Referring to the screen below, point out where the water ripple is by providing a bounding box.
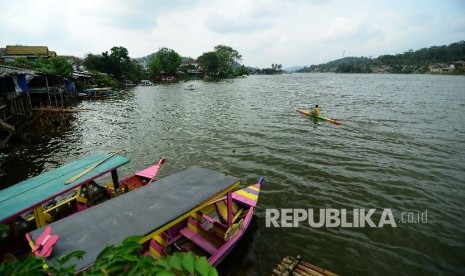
[1,74,465,275]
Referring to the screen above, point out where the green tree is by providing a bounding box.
[149,47,182,77]
[83,46,143,83]
[0,235,218,276]
[13,57,74,79]
[234,65,249,76]
[125,60,145,82]
[43,58,74,79]
[198,51,220,76]
[109,46,130,63]
[213,45,242,77]
[197,45,243,78]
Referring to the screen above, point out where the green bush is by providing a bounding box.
[0,235,217,276]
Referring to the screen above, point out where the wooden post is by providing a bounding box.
[27,93,32,110]
[46,76,51,106]
[60,87,64,107]
[20,96,24,114]
[33,207,47,228]
[111,170,120,190]
[0,118,15,132]
[227,191,233,227]
[11,98,17,115]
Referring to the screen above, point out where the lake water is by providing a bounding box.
[1,73,464,275]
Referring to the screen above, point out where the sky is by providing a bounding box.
[1,0,464,68]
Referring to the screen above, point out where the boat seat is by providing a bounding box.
[179,227,219,255]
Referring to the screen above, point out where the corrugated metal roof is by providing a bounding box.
[0,65,37,77]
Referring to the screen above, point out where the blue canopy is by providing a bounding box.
[17,74,29,92]
[64,80,76,92]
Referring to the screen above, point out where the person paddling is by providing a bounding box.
[311,105,320,116]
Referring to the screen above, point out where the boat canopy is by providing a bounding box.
[28,167,240,271]
[0,153,130,223]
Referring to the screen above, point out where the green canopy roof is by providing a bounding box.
[0,153,130,223]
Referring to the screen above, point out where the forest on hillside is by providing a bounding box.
[297,41,465,74]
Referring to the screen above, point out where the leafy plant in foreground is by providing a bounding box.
[0,235,217,276]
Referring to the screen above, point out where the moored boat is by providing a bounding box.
[149,176,264,266]
[78,87,115,98]
[296,109,341,125]
[139,80,153,86]
[184,84,195,90]
[0,152,166,259]
[26,167,263,271]
[123,80,136,87]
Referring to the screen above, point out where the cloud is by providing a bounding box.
[204,14,273,35]
[0,0,464,67]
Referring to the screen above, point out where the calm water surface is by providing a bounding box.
[1,74,464,275]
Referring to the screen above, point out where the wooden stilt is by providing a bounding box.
[0,118,15,132]
[46,77,51,106]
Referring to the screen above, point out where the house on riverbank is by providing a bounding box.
[0,45,56,62]
[0,64,78,148]
[0,65,35,124]
[428,61,465,74]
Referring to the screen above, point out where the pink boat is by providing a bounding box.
[27,167,264,270]
[0,153,166,260]
[147,176,264,266]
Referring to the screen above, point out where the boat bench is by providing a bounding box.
[179,227,219,255]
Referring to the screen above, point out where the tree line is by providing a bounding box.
[11,44,250,88]
[252,63,284,75]
[84,44,249,84]
[298,40,465,74]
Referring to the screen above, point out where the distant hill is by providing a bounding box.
[284,66,304,72]
[133,54,154,65]
[134,54,196,65]
[297,41,465,74]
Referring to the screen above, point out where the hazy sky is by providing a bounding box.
[1,0,464,68]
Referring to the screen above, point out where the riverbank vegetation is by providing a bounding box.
[10,57,74,79]
[252,63,284,75]
[83,46,145,86]
[78,44,249,85]
[297,40,465,74]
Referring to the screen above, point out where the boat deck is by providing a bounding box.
[28,167,240,271]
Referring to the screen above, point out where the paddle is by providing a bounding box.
[29,226,59,257]
[65,151,120,184]
[25,232,35,250]
[32,226,51,252]
[224,218,244,241]
[40,235,59,257]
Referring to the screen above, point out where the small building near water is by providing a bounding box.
[0,65,36,128]
[0,65,76,145]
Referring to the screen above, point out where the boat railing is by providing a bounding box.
[21,180,110,224]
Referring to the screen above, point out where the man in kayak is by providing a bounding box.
[311,105,320,116]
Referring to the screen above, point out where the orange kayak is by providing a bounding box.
[296,109,341,125]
